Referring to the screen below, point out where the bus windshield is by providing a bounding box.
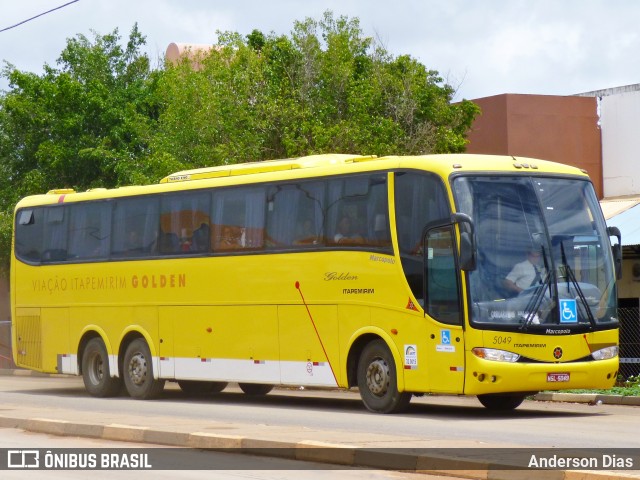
[453,176,618,331]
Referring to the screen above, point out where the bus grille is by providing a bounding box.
[15,315,42,370]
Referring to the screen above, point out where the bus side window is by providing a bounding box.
[111,197,160,258]
[395,172,450,304]
[41,206,69,262]
[15,208,44,262]
[212,186,265,252]
[426,226,461,325]
[326,174,390,249]
[367,176,391,247]
[160,192,211,254]
[68,202,111,260]
[266,182,325,248]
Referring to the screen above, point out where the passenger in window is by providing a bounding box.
[334,216,364,245]
[294,218,318,245]
[219,226,241,249]
[191,223,210,252]
[179,228,192,252]
[126,229,144,253]
[158,231,179,253]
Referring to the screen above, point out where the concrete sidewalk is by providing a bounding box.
[5,408,640,479]
[1,369,639,479]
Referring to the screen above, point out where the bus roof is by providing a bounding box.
[158,153,587,183]
[158,154,379,183]
[17,153,589,208]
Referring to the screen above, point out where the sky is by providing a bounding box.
[1,0,639,100]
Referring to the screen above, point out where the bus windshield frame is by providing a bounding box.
[452,174,619,333]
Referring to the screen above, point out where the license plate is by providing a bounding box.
[547,372,570,382]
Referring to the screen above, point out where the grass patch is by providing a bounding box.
[551,375,640,396]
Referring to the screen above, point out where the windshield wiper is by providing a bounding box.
[520,271,552,331]
[557,240,596,329]
[520,246,552,332]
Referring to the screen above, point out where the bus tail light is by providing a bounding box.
[472,347,520,363]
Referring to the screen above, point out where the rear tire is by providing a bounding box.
[82,337,121,397]
[357,339,411,413]
[238,383,274,395]
[123,338,165,399]
[477,393,526,411]
[178,380,228,395]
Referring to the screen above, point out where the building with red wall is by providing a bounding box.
[465,94,603,198]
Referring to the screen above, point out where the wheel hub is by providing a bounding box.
[366,358,390,396]
[89,353,104,383]
[128,352,147,386]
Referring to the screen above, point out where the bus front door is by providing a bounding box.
[423,224,465,394]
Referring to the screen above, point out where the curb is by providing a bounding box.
[1,415,637,479]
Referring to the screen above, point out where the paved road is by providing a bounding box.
[1,373,639,478]
[2,373,638,448]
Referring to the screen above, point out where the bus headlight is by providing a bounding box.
[472,347,520,363]
[591,346,618,361]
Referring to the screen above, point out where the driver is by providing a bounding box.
[503,248,543,294]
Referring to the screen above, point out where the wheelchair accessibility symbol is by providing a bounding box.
[559,299,577,323]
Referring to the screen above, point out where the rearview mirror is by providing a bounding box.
[451,212,476,271]
[607,226,622,280]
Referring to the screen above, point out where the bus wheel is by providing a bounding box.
[238,383,274,395]
[178,381,228,395]
[477,394,526,411]
[357,340,411,414]
[123,338,165,399]
[82,338,121,397]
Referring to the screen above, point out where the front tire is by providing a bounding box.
[123,338,165,399]
[238,383,274,395]
[82,337,121,397]
[357,339,411,413]
[477,393,527,411]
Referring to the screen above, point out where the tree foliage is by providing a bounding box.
[0,12,479,274]
[0,24,162,209]
[155,12,479,168]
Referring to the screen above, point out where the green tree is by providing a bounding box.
[154,11,479,168]
[152,32,267,167]
[0,24,169,273]
[0,24,166,204]
[0,12,479,274]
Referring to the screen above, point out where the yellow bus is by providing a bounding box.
[11,153,621,413]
